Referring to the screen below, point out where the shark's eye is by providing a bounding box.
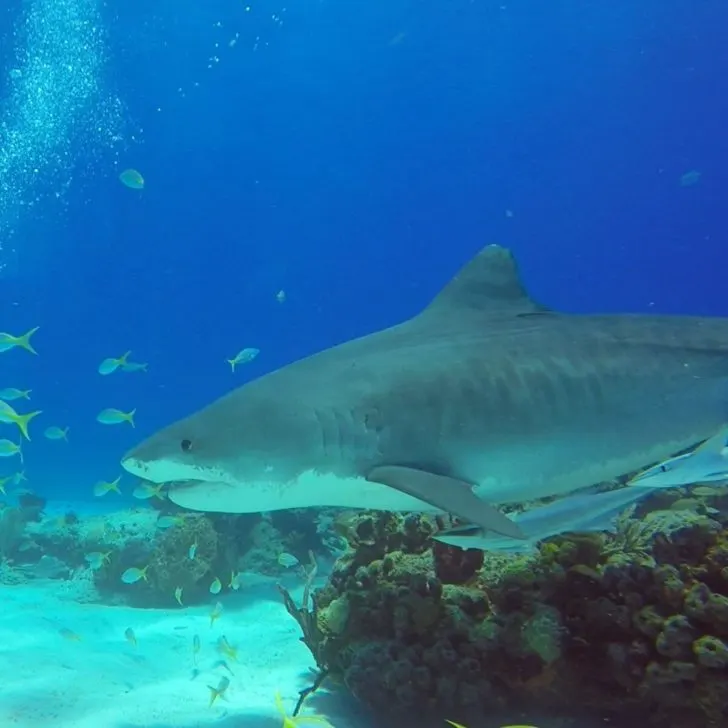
[181,439,193,453]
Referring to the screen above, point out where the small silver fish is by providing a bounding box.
[121,361,148,373]
[0,388,31,401]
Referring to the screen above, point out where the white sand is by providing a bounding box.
[0,576,373,728]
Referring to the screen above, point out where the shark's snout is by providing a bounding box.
[120,446,191,484]
[120,454,148,478]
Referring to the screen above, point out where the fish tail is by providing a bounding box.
[16,326,39,354]
[13,410,42,440]
[22,390,31,400]
[226,358,236,373]
[207,686,219,707]
[127,408,137,428]
[119,350,132,365]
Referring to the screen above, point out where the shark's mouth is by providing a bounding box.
[165,478,238,513]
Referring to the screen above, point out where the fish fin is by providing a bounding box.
[17,326,39,355]
[419,245,549,319]
[366,465,525,540]
[12,409,42,440]
[695,425,728,454]
[436,524,484,539]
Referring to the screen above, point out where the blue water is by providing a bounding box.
[0,0,726,507]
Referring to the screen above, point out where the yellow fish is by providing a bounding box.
[210,601,223,628]
[85,551,112,570]
[225,347,259,372]
[0,326,39,355]
[217,635,238,662]
[124,627,137,647]
[0,439,22,459]
[93,476,122,497]
[228,571,242,590]
[58,627,81,641]
[157,515,184,529]
[119,168,145,190]
[207,676,230,707]
[121,565,149,584]
[174,586,184,606]
[133,481,166,500]
[0,388,31,400]
[121,360,148,373]
[98,351,131,375]
[0,400,42,440]
[209,577,222,595]
[97,407,136,427]
[44,426,69,441]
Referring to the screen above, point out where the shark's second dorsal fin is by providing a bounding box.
[422,244,547,317]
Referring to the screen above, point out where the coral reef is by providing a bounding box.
[1,490,337,607]
[282,507,728,727]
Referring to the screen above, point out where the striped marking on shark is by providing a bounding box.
[120,245,728,542]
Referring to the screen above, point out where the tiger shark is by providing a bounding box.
[120,244,728,541]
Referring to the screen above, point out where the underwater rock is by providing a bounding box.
[432,540,484,584]
[0,505,28,560]
[17,491,45,520]
[290,511,728,726]
[319,594,350,635]
[692,635,728,669]
[655,615,696,660]
[684,582,728,634]
[237,516,289,575]
[143,514,219,604]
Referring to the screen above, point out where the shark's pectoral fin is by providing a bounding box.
[366,465,526,540]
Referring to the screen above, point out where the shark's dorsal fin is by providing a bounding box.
[422,244,548,317]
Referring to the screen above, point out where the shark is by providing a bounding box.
[120,244,728,541]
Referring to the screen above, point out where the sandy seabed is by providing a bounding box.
[0,576,373,728]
